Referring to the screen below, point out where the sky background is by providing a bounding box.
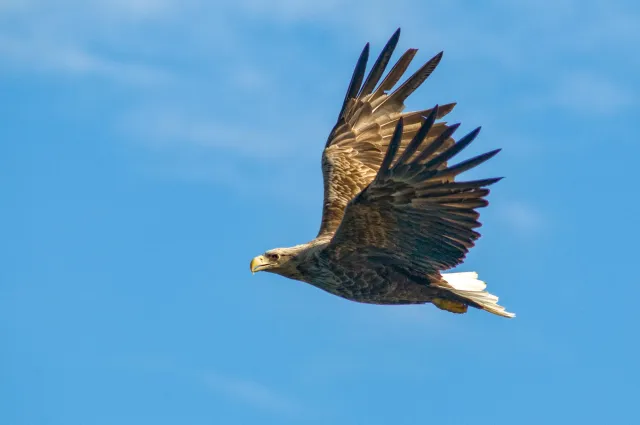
[2,1,640,424]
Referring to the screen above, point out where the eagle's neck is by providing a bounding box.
[279,238,330,281]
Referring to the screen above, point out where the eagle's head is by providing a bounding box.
[250,247,303,279]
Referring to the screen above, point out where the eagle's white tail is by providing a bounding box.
[441,272,515,318]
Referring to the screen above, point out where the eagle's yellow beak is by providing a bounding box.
[250,255,266,274]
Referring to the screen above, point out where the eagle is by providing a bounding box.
[250,28,514,318]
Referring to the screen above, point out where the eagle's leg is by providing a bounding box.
[432,298,468,314]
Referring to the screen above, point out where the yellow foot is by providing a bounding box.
[433,298,468,314]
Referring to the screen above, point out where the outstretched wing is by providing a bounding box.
[325,116,501,275]
[318,28,457,238]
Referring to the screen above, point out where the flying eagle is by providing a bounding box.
[250,29,514,318]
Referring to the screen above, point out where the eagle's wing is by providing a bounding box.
[325,116,501,276]
[317,28,457,238]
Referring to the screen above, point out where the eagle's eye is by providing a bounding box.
[266,253,280,261]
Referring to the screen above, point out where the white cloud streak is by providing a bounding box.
[0,36,172,85]
[498,201,545,237]
[547,72,634,115]
[122,107,297,159]
[204,371,302,416]
[109,356,305,418]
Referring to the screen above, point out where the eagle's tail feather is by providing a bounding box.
[440,272,515,318]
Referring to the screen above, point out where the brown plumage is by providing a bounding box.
[250,28,514,318]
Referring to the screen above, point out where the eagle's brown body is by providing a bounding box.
[250,29,514,318]
[277,240,438,305]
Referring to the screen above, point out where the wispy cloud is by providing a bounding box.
[204,371,302,416]
[544,72,634,115]
[498,201,545,237]
[109,355,305,418]
[121,107,297,159]
[0,36,172,86]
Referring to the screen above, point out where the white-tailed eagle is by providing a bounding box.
[250,29,514,318]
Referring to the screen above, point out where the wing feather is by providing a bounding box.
[318,29,455,238]
[325,118,501,273]
[336,43,369,121]
[374,52,443,113]
[371,49,418,102]
[358,28,401,98]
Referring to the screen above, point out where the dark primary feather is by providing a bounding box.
[411,123,460,164]
[337,43,370,120]
[433,149,501,181]
[394,105,439,165]
[358,28,400,98]
[375,51,443,112]
[371,49,418,99]
[376,117,404,180]
[422,127,482,169]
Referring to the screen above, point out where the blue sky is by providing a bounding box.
[2,0,640,424]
